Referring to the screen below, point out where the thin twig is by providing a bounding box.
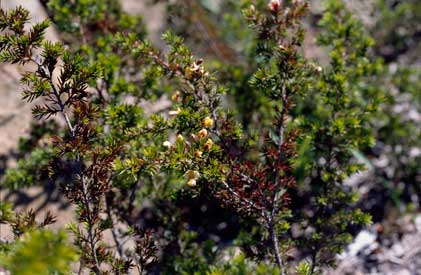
[80,175,101,275]
[105,194,124,258]
[220,180,267,220]
[269,76,288,273]
[31,53,101,275]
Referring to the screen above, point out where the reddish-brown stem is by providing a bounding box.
[32,54,101,275]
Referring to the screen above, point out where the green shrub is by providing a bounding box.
[0,0,418,274]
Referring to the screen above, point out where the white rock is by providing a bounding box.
[340,230,377,258]
[415,215,421,233]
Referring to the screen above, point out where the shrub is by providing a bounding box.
[0,0,418,274]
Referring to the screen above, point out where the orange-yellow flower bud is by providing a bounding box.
[198,129,208,139]
[268,0,282,12]
[204,138,213,150]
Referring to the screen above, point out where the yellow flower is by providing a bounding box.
[187,179,197,187]
[168,107,181,116]
[171,90,181,102]
[186,170,200,179]
[195,150,203,158]
[204,138,213,150]
[177,134,184,142]
[203,116,214,128]
[198,129,208,139]
[185,62,204,80]
[185,66,193,80]
[186,170,200,187]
